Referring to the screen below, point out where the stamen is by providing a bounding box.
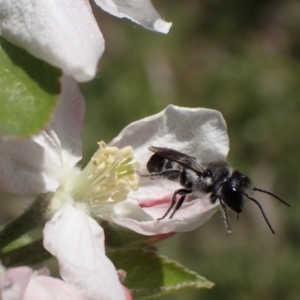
[69,141,140,204]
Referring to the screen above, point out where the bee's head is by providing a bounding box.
[218,170,251,213]
[230,170,251,192]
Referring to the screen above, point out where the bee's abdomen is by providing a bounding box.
[147,154,167,172]
[147,154,181,181]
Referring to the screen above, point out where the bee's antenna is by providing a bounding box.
[243,193,275,234]
[252,187,290,207]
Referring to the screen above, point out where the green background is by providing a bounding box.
[81,1,300,299]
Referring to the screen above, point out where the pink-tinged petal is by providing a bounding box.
[0,76,83,194]
[105,196,219,235]
[0,267,32,300]
[43,203,125,300]
[0,0,104,82]
[94,0,172,33]
[110,105,229,201]
[0,266,84,300]
[122,285,133,300]
[23,276,84,300]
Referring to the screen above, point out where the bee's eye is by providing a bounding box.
[204,170,212,177]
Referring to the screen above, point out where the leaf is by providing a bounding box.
[1,239,51,268]
[0,37,61,138]
[107,248,214,299]
[100,220,175,249]
[1,235,31,253]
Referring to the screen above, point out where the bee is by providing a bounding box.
[145,146,290,234]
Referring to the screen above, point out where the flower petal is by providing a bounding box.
[122,285,133,300]
[106,106,227,235]
[43,203,125,300]
[49,75,85,168]
[94,0,172,33]
[0,266,84,300]
[110,105,229,201]
[24,275,85,300]
[106,196,219,235]
[0,75,84,194]
[0,266,32,300]
[0,0,104,82]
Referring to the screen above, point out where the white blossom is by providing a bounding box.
[104,105,229,234]
[0,76,229,298]
[0,265,85,300]
[0,0,172,82]
[0,76,128,300]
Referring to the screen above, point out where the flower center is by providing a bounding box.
[69,141,140,204]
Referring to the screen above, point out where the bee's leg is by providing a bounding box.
[157,191,178,221]
[219,197,232,234]
[157,189,191,221]
[169,194,187,218]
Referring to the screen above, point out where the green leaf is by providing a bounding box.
[107,248,214,299]
[0,37,61,138]
[100,220,175,249]
[1,235,31,254]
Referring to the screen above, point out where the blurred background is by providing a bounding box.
[81,1,300,299]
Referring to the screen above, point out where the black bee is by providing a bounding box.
[146,146,290,234]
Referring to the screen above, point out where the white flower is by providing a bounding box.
[0,264,133,299]
[0,76,229,297]
[0,75,130,300]
[102,105,230,235]
[0,0,172,82]
[43,203,133,300]
[0,265,85,300]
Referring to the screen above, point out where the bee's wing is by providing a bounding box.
[149,146,204,173]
